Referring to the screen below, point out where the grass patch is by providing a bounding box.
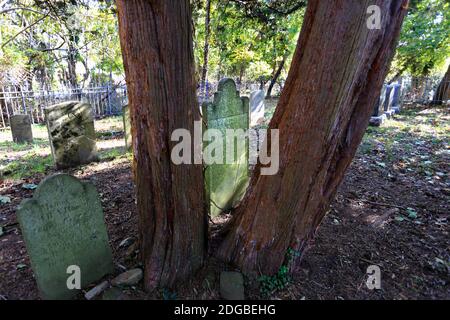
[1,153,53,180]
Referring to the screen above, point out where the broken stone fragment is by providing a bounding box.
[111,268,143,286]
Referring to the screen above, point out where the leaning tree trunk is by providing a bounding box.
[116,0,206,291]
[432,64,450,105]
[218,0,408,275]
[266,56,286,98]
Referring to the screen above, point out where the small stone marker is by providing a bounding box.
[249,90,265,126]
[17,174,113,300]
[10,114,33,143]
[220,271,245,300]
[122,104,132,150]
[44,101,98,169]
[202,78,250,217]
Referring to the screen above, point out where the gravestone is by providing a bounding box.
[369,85,387,126]
[122,105,132,150]
[383,84,395,118]
[10,114,33,143]
[202,78,250,217]
[249,90,265,126]
[44,101,98,169]
[17,174,113,300]
[390,84,402,113]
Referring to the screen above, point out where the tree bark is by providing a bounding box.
[218,0,408,276]
[200,0,211,98]
[432,64,450,105]
[266,56,286,98]
[116,0,207,291]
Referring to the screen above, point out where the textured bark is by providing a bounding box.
[218,0,409,275]
[432,64,450,105]
[116,0,206,291]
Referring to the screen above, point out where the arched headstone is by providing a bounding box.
[17,174,113,300]
[202,78,250,217]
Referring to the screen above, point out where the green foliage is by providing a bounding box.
[1,153,52,180]
[392,0,450,76]
[193,0,304,83]
[0,0,123,87]
[258,247,300,296]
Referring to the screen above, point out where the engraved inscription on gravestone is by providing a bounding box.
[17,174,113,300]
[202,78,250,217]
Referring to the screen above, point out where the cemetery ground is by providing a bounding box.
[0,101,449,300]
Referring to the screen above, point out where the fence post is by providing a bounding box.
[20,86,26,114]
[107,83,112,115]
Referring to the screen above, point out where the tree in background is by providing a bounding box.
[0,0,123,89]
[391,0,449,79]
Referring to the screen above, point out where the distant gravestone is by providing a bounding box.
[202,78,250,217]
[249,90,265,126]
[122,105,132,150]
[370,85,388,126]
[390,84,402,113]
[44,101,98,169]
[10,114,33,143]
[383,84,396,118]
[17,174,113,300]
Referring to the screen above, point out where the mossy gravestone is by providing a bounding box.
[202,78,250,217]
[122,104,132,150]
[10,114,33,143]
[17,174,113,300]
[44,101,98,169]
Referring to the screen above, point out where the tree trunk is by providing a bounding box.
[67,42,78,88]
[116,0,207,291]
[218,0,408,276]
[432,64,450,105]
[266,56,286,98]
[200,0,211,98]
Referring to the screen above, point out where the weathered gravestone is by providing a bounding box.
[17,174,113,300]
[369,85,387,126]
[390,84,402,113]
[44,101,98,169]
[383,84,395,118]
[122,104,132,150]
[202,78,250,217]
[10,114,33,143]
[249,90,265,127]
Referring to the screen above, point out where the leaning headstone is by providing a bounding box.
[10,114,33,143]
[122,105,132,150]
[44,101,98,169]
[17,174,113,300]
[202,78,250,217]
[249,90,265,126]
